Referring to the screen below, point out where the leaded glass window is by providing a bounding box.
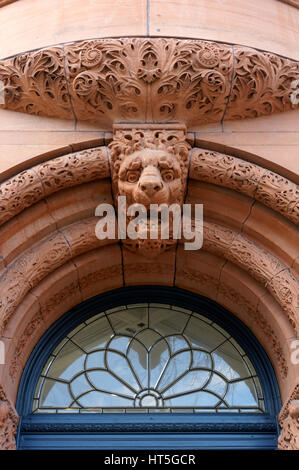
[33,304,264,413]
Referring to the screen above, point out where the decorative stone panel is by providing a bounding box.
[0,38,298,127]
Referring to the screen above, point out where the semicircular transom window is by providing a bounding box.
[34,304,265,414]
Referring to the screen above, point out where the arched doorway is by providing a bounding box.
[16,287,281,450]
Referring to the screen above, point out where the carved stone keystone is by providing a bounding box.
[109,124,191,257]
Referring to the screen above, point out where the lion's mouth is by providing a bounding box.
[126,208,180,239]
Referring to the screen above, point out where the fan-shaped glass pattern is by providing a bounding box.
[33,304,264,413]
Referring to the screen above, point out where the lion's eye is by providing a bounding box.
[126,171,140,183]
[161,169,174,182]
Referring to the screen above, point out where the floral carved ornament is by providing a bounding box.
[0,139,298,449]
[0,38,298,451]
[278,382,299,450]
[0,38,298,127]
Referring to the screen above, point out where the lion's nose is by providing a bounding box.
[139,180,163,197]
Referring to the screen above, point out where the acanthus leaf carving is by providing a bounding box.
[0,47,73,119]
[226,47,299,120]
[65,38,233,127]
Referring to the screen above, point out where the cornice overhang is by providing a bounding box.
[0,38,298,128]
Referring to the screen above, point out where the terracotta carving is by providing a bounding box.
[0,146,297,231]
[0,47,73,119]
[218,282,288,378]
[0,0,18,8]
[201,223,299,334]
[109,125,190,256]
[226,46,299,120]
[190,148,299,225]
[0,216,297,339]
[9,311,43,380]
[0,38,298,127]
[0,386,18,450]
[0,147,109,227]
[278,382,299,450]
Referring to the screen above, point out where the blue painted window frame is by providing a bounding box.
[16,286,281,449]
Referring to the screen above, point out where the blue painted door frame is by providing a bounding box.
[16,286,281,449]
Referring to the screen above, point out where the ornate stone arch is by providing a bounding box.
[0,140,298,449]
[0,37,298,450]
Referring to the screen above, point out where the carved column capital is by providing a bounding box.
[278,383,299,450]
[0,385,18,450]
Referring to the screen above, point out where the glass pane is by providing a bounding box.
[86,370,136,396]
[127,338,148,389]
[163,370,211,397]
[212,341,250,380]
[149,339,170,388]
[47,341,85,381]
[77,391,134,408]
[149,307,189,335]
[184,317,226,351]
[71,316,112,352]
[34,304,264,413]
[106,350,140,390]
[40,379,72,408]
[158,350,192,392]
[109,306,148,335]
[165,391,219,408]
[225,380,259,407]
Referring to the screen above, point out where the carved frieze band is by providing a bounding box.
[0,146,297,230]
[20,421,277,433]
[0,38,298,127]
[0,147,109,227]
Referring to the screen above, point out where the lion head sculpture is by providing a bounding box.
[108,127,191,257]
[109,128,190,205]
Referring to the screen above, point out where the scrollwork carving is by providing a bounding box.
[65,38,233,127]
[226,46,299,120]
[0,147,109,227]
[0,385,18,450]
[0,47,73,119]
